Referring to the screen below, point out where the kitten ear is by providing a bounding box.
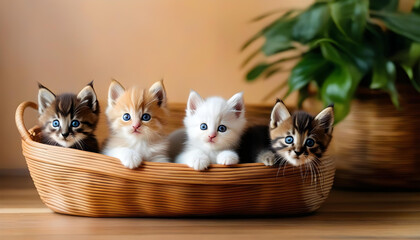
[38,83,56,114]
[108,79,125,107]
[149,80,167,107]
[270,99,291,128]
[315,104,334,134]
[227,92,245,118]
[77,81,98,112]
[186,90,204,116]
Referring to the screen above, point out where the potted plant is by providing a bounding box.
[242,0,420,189]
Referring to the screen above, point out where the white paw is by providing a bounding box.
[186,151,210,171]
[106,148,143,169]
[258,150,276,166]
[216,150,239,165]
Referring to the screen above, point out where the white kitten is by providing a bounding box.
[102,80,169,169]
[175,90,246,171]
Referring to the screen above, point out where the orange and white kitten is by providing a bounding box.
[102,80,169,169]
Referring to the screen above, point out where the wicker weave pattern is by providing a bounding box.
[16,101,335,217]
[333,87,420,189]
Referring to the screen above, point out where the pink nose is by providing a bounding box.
[208,134,216,140]
[132,124,141,130]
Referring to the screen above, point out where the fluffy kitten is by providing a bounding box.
[238,100,334,167]
[102,80,169,169]
[175,90,246,171]
[37,82,100,152]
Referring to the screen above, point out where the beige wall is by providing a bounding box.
[0,0,312,170]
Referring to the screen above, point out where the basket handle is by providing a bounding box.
[15,101,38,142]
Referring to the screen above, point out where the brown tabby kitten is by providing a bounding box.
[38,82,100,153]
[238,100,334,167]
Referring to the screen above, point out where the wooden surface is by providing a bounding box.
[1,176,420,239]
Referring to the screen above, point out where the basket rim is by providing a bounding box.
[15,101,276,168]
[16,101,335,185]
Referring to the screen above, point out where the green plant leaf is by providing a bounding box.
[319,41,365,80]
[329,26,375,73]
[262,41,294,56]
[371,61,399,107]
[321,65,354,104]
[245,55,302,81]
[412,60,420,92]
[370,60,388,89]
[320,65,360,123]
[329,0,369,41]
[333,102,351,124]
[241,11,297,51]
[385,62,399,108]
[407,43,420,67]
[297,86,309,109]
[288,52,329,93]
[246,63,271,81]
[262,18,297,56]
[320,41,345,65]
[263,67,282,79]
[370,0,398,11]
[414,0,420,14]
[240,32,262,52]
[402,63,420,92]
[250,9,296,22]
[374,12,420,42]
[292,3,330,43]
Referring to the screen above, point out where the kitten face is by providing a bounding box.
[106,80,168,143]
[269,100,334,166]
[184,90,246,151]
[38,82,99,148]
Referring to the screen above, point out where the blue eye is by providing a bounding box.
[52,120,60,128]
[122,113,131,121]
[71,120,80,128]
[141,113,151,121]
[218,125,227,132]
[200,123,207,130]
[305,138,315,147]
[285,136,294,144]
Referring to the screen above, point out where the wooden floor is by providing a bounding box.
[1,176,420,240]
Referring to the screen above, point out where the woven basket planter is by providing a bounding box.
[15,101,335,217]
[333,86,420,190]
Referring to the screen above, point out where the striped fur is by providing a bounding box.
[37,82,100,153]
[238,100,333,167]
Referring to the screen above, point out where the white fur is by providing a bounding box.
[216,150,239,165]
[175,91,246,170]
[103,137,169,169]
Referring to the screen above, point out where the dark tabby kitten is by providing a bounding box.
[37,82,100,152]
[238,100,334,167]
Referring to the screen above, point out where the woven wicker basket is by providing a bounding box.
[15,101,335,217]
[333,86,420,190]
